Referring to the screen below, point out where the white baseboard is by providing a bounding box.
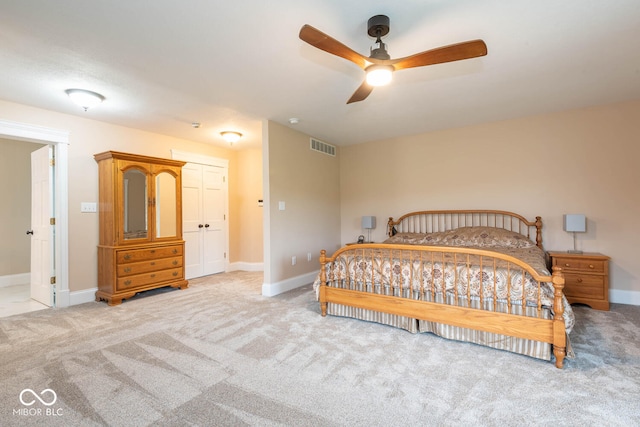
[228,261,264,272]
[67,288,97,306]
[0,273,29,288]
[262,270,319,297]
[610,289,640,306]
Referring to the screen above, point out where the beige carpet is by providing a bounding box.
[1,271,639,426]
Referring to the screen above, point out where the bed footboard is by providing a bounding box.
[318,244,567,368]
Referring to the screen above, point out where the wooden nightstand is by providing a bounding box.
[548,251,610,311]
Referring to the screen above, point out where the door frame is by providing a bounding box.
[0,119,70,307]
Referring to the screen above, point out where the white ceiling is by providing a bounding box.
[2,1,640,150]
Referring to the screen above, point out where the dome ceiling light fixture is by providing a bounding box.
[64,88,105,111]
[220,131,242,145]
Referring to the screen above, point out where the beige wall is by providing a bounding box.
[235,148,264,264]
[340,99,640,301]
[0,138,44,276]
[264,121,340,287]
[0,99,263,293]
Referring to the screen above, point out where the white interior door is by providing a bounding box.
[182,162,227,279]
[202,165,225,275]
[182,163,204,279]
[30,145,53,306]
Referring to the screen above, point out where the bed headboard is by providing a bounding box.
[387,210,543,249]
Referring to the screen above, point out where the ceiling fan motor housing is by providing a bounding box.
[367,15,390,38]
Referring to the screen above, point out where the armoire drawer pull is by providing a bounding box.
[173,260,178,265]
[172,272,178,276]
[576,278,583,283]
[172,249,178,254]
[124,254,131,260]
[124,267,131,273]
[124,280,131,286]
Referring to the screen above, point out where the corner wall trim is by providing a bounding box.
[262,270,318,297]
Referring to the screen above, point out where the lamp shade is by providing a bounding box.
[563,214,586,233]
[361,216,376,229]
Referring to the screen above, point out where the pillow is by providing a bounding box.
[439,226,536,249]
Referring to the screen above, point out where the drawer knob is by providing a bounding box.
[564,263,570,267]
[150,274,156,278]
[150,262,156,266]
[124,254,131,260]
[173,249,178,254]
[150,250,156,253]
[124,280,131,286]
[577,278,583,283]
[589,264,594,269]
[124,267,131,273]
[173,260,178,265]
[172,272,178,276]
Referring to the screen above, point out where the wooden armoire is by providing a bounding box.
[94,151,188,305]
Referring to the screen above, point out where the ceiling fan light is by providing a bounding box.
[65,88,105,111]
[365,65,393,86]
[220,131,242,145]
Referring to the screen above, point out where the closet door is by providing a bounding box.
[182,162,226,279]
[202,165,226,275]
[182,163,204,278]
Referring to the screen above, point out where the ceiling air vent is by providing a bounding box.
[310,138,336,156]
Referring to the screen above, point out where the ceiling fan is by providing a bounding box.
[299,15,488,104]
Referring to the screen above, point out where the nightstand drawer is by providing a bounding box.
[563,273,605,299]
[554,258,606,273]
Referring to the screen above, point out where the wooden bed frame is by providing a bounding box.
[318,210,567,368]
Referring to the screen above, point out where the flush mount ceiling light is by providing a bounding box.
[220,131,242,145]
[65,88,105,111]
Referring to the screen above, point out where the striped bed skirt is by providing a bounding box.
[325,302,573,361]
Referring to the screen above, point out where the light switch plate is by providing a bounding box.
[81,202,97,213]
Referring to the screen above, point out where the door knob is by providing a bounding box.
[205,224,210,228]
[198,224,204,228]
[26,230,34,235]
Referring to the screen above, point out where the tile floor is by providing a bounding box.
[0,284,49,318]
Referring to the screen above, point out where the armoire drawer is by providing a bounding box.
[117,245,183,264]
[117,268,183,290]
[117,257,182,277]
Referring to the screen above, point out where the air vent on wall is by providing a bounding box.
[310,138,336,156]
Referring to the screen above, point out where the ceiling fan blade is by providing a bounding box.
[299,24,369,69]
[346,81,374,104]
[391,39,487,71]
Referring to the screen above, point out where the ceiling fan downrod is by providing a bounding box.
[368,15,391,60]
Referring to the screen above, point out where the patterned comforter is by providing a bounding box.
[314,227,575,332]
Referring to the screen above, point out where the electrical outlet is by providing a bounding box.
[307,252,312,262]
[291,256,296,266]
